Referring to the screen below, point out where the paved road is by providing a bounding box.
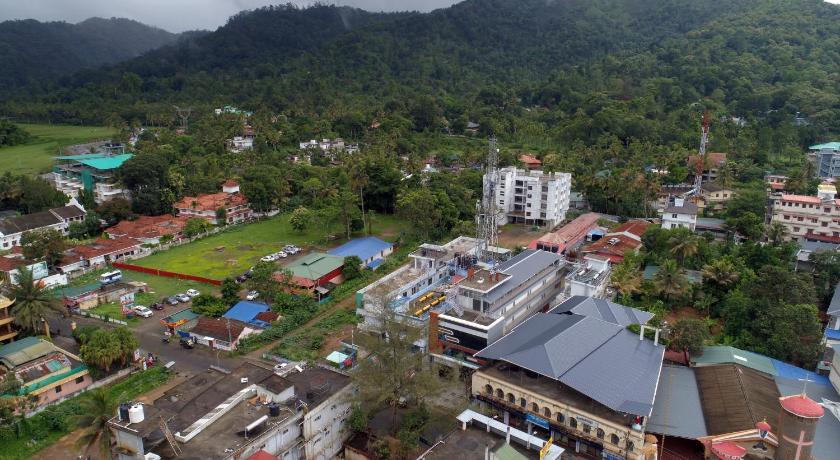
[48,300,239,375]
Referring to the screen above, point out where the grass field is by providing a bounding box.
[0,123,115,175]
[132,213,408,280]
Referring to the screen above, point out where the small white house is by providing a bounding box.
[661,197,698,231]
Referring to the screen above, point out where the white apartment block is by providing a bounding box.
[661,197,698,231]
[770,184,840,242]
[489,167,572,228]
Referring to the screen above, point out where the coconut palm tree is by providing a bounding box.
[8,267,61,333]
[702,259,740,288]
[669,233,699,266]
[610,262,642,300]
[765,221,788,246]
[653,259,689,304]
[73,388,118,460]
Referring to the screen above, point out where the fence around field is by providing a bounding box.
[112,262,222,286]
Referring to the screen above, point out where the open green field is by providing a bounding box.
[132,213,408,280]
[0,123,115,175]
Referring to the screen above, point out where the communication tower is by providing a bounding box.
[475,136,501,264]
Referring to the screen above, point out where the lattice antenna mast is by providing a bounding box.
[686,111,711,198]
[173,105,192,132]
[475,136,500,264]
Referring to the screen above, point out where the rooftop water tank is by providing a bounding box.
[128,403,145,424]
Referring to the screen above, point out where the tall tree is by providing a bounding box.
[8,267,61,333]
[72,388,118,460]
[653,259,689,305]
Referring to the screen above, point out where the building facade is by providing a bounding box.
[769,184,840,242]
[0,337,92,407]
[0,296,16,343]
[50,153,133,203]
[173,181,252,225]
[489,167,572,228]
[0,201,86,249]
[808,142,840,178]
[661,197,698,231]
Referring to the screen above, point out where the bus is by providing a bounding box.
[99,270,123,285]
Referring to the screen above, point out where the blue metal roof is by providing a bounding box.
[328,236,392,261]
[223,301,269,324]
[366,258,385,269]
[771,359,830,386]
[825,328,840,340]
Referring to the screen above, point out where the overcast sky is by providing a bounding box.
[0,0,461,32]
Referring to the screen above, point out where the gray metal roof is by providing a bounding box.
[798,240,840,254]
[647,365,707,439]
[549,296,654,326]
[828,282,840,317]
[483,249,564,304]
[775,376,840,460]
[476,308,665,417]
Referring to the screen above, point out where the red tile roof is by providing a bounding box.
[519,154,542,166]
[582,233,644,264]
[68,237,139,260]
[608,220,651,239]
[688,152,727,169]
[246,451,280,460]
[107,215,189,240]
[780,194,822,204]
[528,213,601,251]
[174,192,248,213]
[0,257,30,272]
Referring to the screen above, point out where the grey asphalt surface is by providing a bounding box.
[48,300,239,375]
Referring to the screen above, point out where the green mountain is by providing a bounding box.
[6,0,840,144]
[0,17,180,90]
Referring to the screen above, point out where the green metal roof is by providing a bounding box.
[691,345,778,376]
[77,154,133,170]
[0,337,55,368]
[164,308,199,324]
[19,364,88,395]
[55,153,112,161]
[492,443,529,460]
[287,252,345,280]
[809,142,840,151]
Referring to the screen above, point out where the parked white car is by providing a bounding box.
[274,251,288,258]
[133,306,154,318]
[284,245,300,254]
[186,289,200,297]
[246,290,260,301]
[261,255,276,262]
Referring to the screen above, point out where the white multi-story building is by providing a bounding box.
[489,167,571,228]
[769,183,840,242]
[808,142,840,179]
[661,197,698,231]
[0,200,86,249]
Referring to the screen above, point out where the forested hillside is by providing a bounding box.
[4,0,840,216]
[0,17,179,91]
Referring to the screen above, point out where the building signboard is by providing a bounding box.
[526,413,550,430]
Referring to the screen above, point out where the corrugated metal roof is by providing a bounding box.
[549,296,653,326]
[328,236,392,261]
[695,364,780,435]
[476,305,665,417]
[223,301,269,323]
[482,249,564,303]
[647,365,707,439]
[810,142,840,151]
[77,154,133,170]
[287,252,344,280]
[692,346,778,375]
[0,337,55,368]
[828,283,840,317]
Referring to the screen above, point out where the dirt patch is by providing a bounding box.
[498,225,543,249]
[237,245,254,251]
[319,324,356,357]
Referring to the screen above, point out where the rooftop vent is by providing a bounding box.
[608,238,620,245]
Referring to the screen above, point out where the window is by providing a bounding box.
[556,413,564,424]
[496,389,504,399]
[484,384,493,395]
[794,227,800,232]
[75,376,84,384]
[55,385,62,393]
[543,407,551,418]
[823,222,829,227]
[519,398,526,408]
[531,402,539,413]
[610,434,620,445]
[569,418,577,429]
[596,428,605,440]
[507,393,515,404]
[784,215,790,220]
[583,424,591,434]
[825,208,831,213]
[672,214,677,218]
[627,441,635,452]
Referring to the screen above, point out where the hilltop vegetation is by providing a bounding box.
[0,17,180,92]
